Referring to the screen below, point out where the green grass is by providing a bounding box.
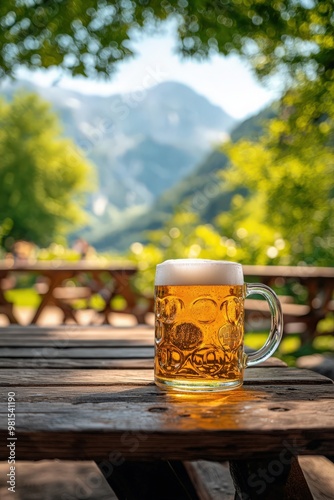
[314,335,334,351]
[244,331,334,366]
[244,332,304,365]
[245,332,300,353]
[5,288,41,308]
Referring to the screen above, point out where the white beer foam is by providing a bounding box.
[155,259,244,286]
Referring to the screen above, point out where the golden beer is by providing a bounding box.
[155,284,246,391]
[154,259,283,392]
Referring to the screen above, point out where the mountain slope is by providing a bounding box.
[1,79,236,214]
[93,105,275,251]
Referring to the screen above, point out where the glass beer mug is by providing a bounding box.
[154,259,283,392]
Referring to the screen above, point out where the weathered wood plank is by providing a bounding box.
[0,339,257,348]
[0,386,334,440]
[1,383,333,403]
[1,322,332,496]
[298,456,334,499]
[0,347,154,358]
[0,325,153,335]
[0,367,330,386]
[0,357,154,368]
[0,338,154,347]
[0,329,152,336]
[1,394,334,461]
[0,368,154,385]
[0,458,239,500]
[0,357,284,369]
[2,427,334,462]
[0,382,334,461]
[0,350,286,372]
[10,400,334,426]
[0,460,117,500]
[183,461,236,500]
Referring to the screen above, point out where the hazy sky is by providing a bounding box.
[22,21,282,120]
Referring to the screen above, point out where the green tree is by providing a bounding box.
[0,0,333,84]
[216,89,334,266]
[130,83,334,270]
[3,0,333,268]
[0,91,94,248]
[1,1,333,152]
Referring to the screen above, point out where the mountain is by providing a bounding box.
[1,79,236,216]
[93,105,276,251]
[1,77,275,253]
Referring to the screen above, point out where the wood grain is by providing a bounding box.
[0,357,154,368]
[1,384,334,461]
[0,358,285,369]
[0,461,116,500]
[184,461,235,500]
[0,338,154,347]
[0,383,333,402]
[0,323,333,485]
[298,456,334,499]
[0,325,153,334]
[0,347,154,358]
[1,419,334,461]
[0,367,330,386]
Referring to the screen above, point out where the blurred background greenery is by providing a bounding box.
[0,1,333,362]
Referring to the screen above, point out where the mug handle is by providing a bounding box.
[245,283,283,367]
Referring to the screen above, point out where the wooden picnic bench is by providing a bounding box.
[243,265,334,344]
[1,324,334,499]
[1,262,333,343]
[0,261,151,326]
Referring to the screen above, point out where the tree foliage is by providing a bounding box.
[0,91,94,248]
[129,83,334,271]
[0,0,333,83]
[220,79,334,266]
[2,0,334,268]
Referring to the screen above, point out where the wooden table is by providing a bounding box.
[0,261,142,325]
[243,265,334,343]
[0,325,334,499]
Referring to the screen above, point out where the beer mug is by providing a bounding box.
[154,259,283,392]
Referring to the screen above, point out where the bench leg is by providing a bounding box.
[0,304,19,324]
[57,300,80,324]
[230,455,313,500]
[96,460,200,500]
[5,305,19,324]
